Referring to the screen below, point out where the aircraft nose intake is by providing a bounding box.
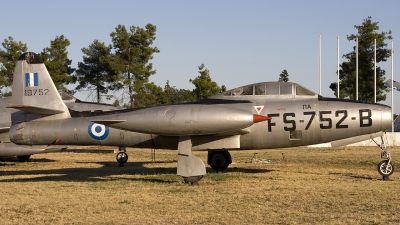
[253,114,271,123]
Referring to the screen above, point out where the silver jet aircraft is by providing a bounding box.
[8,52,394,184]
[0,92,122,161]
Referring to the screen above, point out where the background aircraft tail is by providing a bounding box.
[9,52,70,119]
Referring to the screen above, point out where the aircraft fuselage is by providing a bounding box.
[9,96,391,151]
[8,52,395,181]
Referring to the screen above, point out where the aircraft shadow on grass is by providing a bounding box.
[0,157,57,163]
[328,172,374,180]
[0,160,273,183]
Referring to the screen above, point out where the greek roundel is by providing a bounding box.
[88,122,109,140]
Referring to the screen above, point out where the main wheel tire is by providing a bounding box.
[208,151,231,172]
[378,160,394,176]
[17,155,31,162]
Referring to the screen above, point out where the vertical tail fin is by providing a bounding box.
[8,52,70,119]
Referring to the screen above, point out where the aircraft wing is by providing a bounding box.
[330,131,383,148]
[191,135,241,150]
[384,79,400,91]
[90,120,126,125]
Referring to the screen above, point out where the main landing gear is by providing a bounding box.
[17,155,31,162]
[372,135,394,180]
[207,150,232,172]
[177,136,206,185]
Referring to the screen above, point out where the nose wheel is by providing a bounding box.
[378,160,394,177]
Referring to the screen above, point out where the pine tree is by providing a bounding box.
[0,37,27,95]
[110,24,160,108]
[40,35,76,94]
[190,64,222,100]
[329,17,392,102]
[278,69,289,82]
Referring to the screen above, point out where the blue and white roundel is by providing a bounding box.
[88,122,109,140]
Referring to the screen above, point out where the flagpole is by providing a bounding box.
[374,39,376,103]
[392,41,394,132]
[319,35,321,95]
[356,37,358,101]
[337,36,340,98]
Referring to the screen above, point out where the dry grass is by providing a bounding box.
[1,146,399,225]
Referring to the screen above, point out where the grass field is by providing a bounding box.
[1,146,399,225]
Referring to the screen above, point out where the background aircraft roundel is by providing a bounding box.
[88,122,109,140]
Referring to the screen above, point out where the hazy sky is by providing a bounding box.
[2,1,399,111]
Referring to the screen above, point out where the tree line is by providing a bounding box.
[0,17,393,108]
[278,17,392,102]
[0,24,224,108]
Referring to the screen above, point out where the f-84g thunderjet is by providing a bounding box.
[8,52,393,184]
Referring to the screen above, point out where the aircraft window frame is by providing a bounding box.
[223,82,315,98]
[241,85,254,95]
[279,82,293,95]
[255,83,266,95]
[295,85,316,96]
[265,83,279,95]
[231,87,243,96]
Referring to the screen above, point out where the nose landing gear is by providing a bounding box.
[372,135,394,180]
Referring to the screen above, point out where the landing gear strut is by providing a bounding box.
[17,155,31,162]
[116,146,128,167]
[177,136,206,185]
[372,135,394,180]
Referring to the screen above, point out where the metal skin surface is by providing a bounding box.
[8,95,392,150]
[7,52,393,180]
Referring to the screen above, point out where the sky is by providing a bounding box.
[1,1,400,112]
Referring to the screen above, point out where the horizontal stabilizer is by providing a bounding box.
[330,131,383,148]
[0,127,10,133]
[90,120,126,125]
[8,105,64,115]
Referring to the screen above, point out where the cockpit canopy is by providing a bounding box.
[216,82,317,98]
